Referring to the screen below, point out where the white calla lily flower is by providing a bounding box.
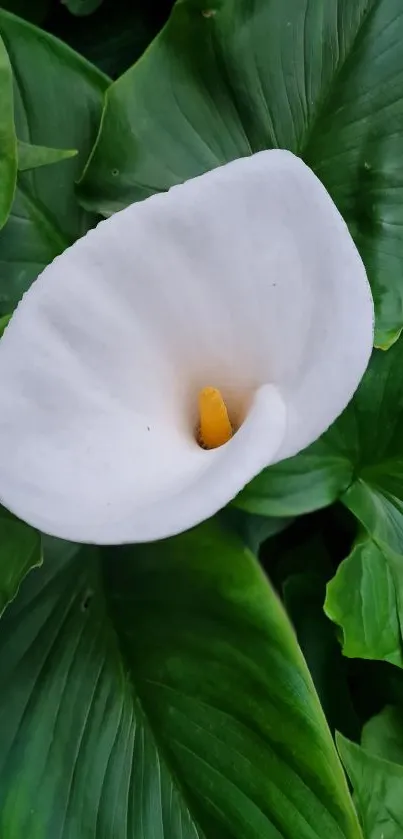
[0,150,373,544]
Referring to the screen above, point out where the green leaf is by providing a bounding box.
[0,508,41,617]
[0,10,108,311]
[337,733,403,839]
[344,478,403,556]
[17,139,78,172]
[62,0,104,15]
[321,337,403,670]
[338,340,403,556]
[362,706,403,765]
[235,438,352,517]
[325,535,403,668]
[0,33,17,230]
[79,0,403,346]
[0,522,362,839]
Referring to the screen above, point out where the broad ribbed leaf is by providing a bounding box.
[0,11,108,311]
[80,0,403,347]
[0,33,16,230]
[325,536,403,668]
[234,439,352,517]
[0,523,362,839]
[339,340,403,556]
[362,706,403,765]
[337,733,403,839]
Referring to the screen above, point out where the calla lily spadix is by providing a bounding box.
[0,150,373,544]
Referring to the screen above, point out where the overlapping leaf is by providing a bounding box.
[0,10,108,311]
[234,439,353,518]
[338,733,403,839]
[0,523,362,839]
[0,33,17,230]
[325,535,403,668]
[362,706,403,764]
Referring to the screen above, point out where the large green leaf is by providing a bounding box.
[0,32,17,230]
[337,733,403,839]
[0,508,41,617]
[234,438,352,517]
[0,522,362,839]
[362,706,403,765]
[325,536,403,668]
[0,11,108,311]
[80,0,403,347]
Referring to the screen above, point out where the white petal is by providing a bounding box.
[0,150,372,543]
